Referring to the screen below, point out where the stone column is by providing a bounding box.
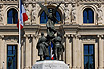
[24,34,32,69]
[31,34,38,65]
[98,35,103,69]
[0,35,4,69]
[65,34,72,68]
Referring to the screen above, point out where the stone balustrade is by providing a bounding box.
[0,0,18,2]
[0,0,104,2]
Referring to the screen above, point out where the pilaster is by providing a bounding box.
[31,34,38,65]
[97,35,104,69]
[72,34,77,69]
[65,34,72,68]
[76,35,81,69]
[0,35,4,69]
[24,34,32,69]
[21,38,25,69]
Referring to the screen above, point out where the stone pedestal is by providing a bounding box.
[32,60,69,69]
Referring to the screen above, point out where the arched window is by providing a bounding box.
[83,8,94,23]
[7,8,18,24]
[40,8,61,24]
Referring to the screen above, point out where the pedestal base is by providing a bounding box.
[32,60,69,69]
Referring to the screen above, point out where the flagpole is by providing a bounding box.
[19,0,21,69]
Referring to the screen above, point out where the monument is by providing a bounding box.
[32,2,69,69]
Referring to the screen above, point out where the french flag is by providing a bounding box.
[17,0,28,29]
[51,42,54,60]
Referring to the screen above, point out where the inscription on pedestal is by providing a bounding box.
[32,60,69,69]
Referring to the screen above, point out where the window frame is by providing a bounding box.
[80,6,97,25]
[7,45,17,69]
[84,44,95,69]
[7,8,18,24]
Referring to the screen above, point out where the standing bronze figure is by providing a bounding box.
[36,32,49,60]
[52,32,64,60]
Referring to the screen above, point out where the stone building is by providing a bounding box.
[0,0,104,69]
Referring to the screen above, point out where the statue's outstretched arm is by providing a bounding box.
[54,16,62,24]
[37,2,49,16]
[53,2,62,15]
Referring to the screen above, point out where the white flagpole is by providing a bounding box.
[19,0,21,69]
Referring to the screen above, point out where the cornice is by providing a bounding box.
[63,24,104,30]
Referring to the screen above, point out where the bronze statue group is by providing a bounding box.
[36,2,64,60]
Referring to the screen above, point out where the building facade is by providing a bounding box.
[0,0,104,69]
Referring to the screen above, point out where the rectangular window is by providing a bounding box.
[7,45,17,69]
[84,44,95,69]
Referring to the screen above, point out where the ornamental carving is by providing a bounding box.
[97,8,103,24]
[71,4,76,23]
[32,4,36,8]
[64,4,70,22]
[5,36,18,42]
[26,9,30,22]
[0,14,3,22]
[32,8,36,22]
[0,5,3,9]
[24,3,29,8]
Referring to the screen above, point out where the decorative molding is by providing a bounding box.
[24,34,31,38]
[0,4,3,9]
[0,35,4,39]
[4,36,18,42]
[32,3,36,8]
[24,3,29,8]
[0,14,3,22]
[77,35,81,38]
[97,35,103,38]
[81,35,96,41]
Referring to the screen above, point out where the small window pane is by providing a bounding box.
[83,8,94,24]
[84,45,88,55]
[89,45,94,55]
[89,56,94,69]
[8,46,12,50]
